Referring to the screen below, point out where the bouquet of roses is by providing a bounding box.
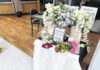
[55,41,78,53]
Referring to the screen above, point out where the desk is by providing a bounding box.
[33,39,82,70]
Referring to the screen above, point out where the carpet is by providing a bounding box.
[0,38,33,70]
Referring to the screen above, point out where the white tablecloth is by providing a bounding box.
[33,39,82,70]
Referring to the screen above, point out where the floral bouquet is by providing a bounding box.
[42,3,76,35]
[55,41,78,53]
[43,3,75,28]
[42,35,54,49]
[38,30,53,43]
[42,43,53,49]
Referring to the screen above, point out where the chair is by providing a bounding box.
[30,9,42,36]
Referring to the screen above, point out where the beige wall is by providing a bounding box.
[0,1,40,14]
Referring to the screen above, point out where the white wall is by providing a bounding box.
[88,40,100,70]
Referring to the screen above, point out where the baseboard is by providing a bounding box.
[0,13,30,16]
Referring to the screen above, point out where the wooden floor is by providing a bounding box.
[0,15,100,69]
[0,15,39,57]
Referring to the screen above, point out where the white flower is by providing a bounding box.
[45,3,54,13]
[54,5,60,10]
[64,4,68,8]
[74,10,92,42]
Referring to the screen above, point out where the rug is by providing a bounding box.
[0,38,33,70]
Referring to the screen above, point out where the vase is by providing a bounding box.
[69,26,82,45]
[44,21,55,35]
[69,26,82,54]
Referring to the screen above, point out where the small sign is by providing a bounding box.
[53,27,66,42]
[81,6,98,28]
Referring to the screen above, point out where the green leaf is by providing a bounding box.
[38,32,42,34]
[85,43,95,47]
[80,44,85,48]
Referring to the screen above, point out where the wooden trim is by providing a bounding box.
[0,13,30,16]
[0,1,37,4]
[37,0,41,13]
[22,1,37,3]
[0,1,40,14]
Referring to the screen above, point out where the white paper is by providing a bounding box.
[53,28,66,42]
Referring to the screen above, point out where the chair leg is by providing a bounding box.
[31,24,33,36]
[37,24,39,32]
[42,23,44,27]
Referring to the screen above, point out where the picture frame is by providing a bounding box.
[53,27,66,42]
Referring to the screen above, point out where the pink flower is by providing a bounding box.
[67,41,78,53]
[38,34,42,38]
[70,48,76,53]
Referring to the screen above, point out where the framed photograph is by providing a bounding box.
[81,6,98,28]
[53,27,66,42]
